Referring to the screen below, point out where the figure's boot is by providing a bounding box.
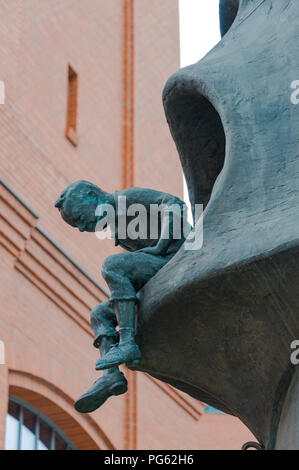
[75,336,127,413]
[96,301,141,370]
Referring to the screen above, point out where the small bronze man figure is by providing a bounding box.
[55,180,189,412]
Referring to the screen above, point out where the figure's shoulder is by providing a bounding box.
[115,187,185,206]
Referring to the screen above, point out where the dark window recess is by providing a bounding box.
[66,65,79,147]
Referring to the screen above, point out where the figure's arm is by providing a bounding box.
[138,209,175,256]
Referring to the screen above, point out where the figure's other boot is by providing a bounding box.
[74,368,128,413]
[95,335,141,370]
[96,301,141,370]
[75,336,127,413]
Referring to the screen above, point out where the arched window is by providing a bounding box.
[5,396,76,450]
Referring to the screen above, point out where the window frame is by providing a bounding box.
[5,395,76,450]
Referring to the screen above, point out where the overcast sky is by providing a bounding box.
[179,0,221,67]
[179,0,221,216]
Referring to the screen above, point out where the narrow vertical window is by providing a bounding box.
[66,65,78,146]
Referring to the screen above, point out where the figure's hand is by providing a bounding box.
[138,209,181,257]
[138,245,163,256]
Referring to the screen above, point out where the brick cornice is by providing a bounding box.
[0,179,38,257]
[145,374,205,421]
[0,179,108,335]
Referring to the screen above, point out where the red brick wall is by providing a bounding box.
[0,0,123,283]
[0,0,254,450]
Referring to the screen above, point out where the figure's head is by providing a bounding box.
[54,180,107,232]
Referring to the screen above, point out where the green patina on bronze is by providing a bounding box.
[55,180,187,413]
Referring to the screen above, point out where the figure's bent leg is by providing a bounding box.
[116,300,137,346]
[96,300,141,370]
[96,253,168,370]
[74,302,127,413]
[91,301,119,372]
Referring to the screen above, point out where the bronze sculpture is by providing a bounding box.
[55,180,189,412]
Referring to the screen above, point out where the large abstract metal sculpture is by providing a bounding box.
[132,0,299,450]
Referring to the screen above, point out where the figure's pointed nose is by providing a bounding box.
[54,197,63,208]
